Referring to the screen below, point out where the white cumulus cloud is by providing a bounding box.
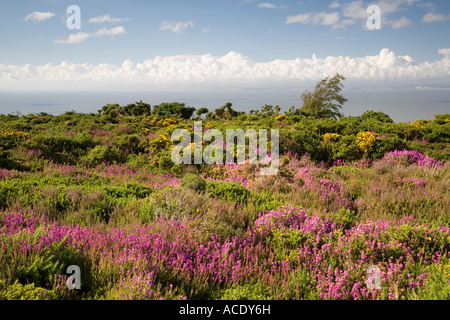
[54,33,90,44]
[93,26,127,37]
[0,49,449,91]
[439,49,450,57]
[55,26,127,44]
[23,11,55,23]
[258,2,286,9]
[89,14,131,24]
[258,2,276,9]
[286,14,312,25]
[389,16,412,29]
[160,20,194,33]
[422,12,450,23]
[286,12,342,29]
[329,1,340,9]
[321,12,341,26]
[290,0,420,30]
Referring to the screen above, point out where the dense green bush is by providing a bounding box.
[359,111,394,123]
[152,102,196,120]
[105,183,153,201]
[25,133,94,164]
[217,282,274,300]
[424,123,450,143]
[181,174,207,192]
[0,280,58,300]
[81,145,125,165]
[371,135,406,160]
[206,181,250,204]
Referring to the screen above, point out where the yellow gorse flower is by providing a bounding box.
[143,117,180,127]
[323,133,341,142]
[0,130,28,138]
[410,120,427,129]
[162,119,178,127]
[160,133,170,141]
[356,131,379,153]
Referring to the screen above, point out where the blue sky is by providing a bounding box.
[0,0,449,91]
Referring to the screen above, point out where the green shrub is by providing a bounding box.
[408,259,450,300]
[325,135,361,162]
[136,198,156,224]
[181,174,206,192]
[0,280,57,300]
[151,102,196,120]
[371,135,406,160]
[158,154,174,171]
[117,134,143,153]
[218,282,274,300]
[245,192,285,223]
[433,114,450,125]
[25,133,94,164]
[360,111,394,123]
[279,133,303,156]
[333,207,357,230]
[407,140,450,161]
[192,202,247,241]
[105,183,153,200]
[87,194,115,222]
[37,187,73,219]
[266,228,310,262]
[150,187,207,221]
[14,254,63,288]
[287,269,319,300]
[81,145,125,165]
[206,181,250,204]
[423,123,450,143]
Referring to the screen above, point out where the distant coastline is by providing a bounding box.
[1,88,449,123]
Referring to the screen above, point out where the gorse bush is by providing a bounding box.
[206,181,250,204]
[359,111,394,123]
[81,145,125,166]
[25,133,95,165]
[356,131,379,154]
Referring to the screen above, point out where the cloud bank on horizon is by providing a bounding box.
[1,48,449,91]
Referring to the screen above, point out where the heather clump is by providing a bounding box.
[377,149,445,169]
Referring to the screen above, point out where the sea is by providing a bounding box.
[0,88,449,123]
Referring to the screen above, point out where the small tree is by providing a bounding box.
[196,107,209,120]
[123,100,151,117]
[260,105,275,117]
[300,73,348,120]
[99,104,122,118]
[209,102,239,120]
[151,102,196,120]
[274,106,281,114]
